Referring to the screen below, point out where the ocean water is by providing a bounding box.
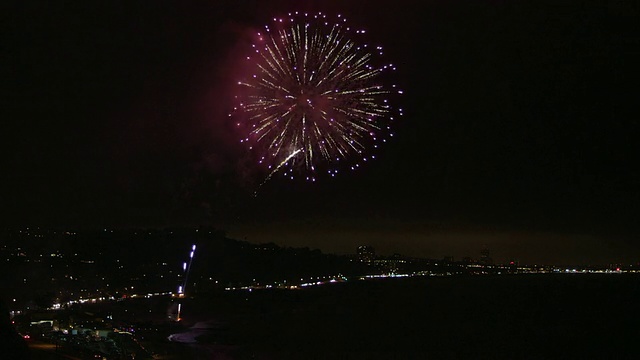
[175,274,640,359]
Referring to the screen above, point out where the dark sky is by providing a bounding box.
[3,0,639,264]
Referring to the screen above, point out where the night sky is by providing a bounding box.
[3,1,639,264]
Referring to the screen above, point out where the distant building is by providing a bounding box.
[479,245,493,265]
[374,255,407,274]
[443,256,454,263]
[462,256,474,264]
[374,258,399,273]
[357,245,375,263]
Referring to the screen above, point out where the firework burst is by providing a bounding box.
[234,11,403,183]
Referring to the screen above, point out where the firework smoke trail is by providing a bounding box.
[254,148,303,196]
[235,12,403,184]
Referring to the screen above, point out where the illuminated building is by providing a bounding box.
[479,245,493,265]
[357,245,375,263]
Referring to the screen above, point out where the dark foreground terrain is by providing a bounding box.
[18,273,640,359]
[174,274,640,359]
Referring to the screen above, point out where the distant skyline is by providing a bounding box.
[1,225,632,267]
[227,219,636,266]
[3,1,639,265]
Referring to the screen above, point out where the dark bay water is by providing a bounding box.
[176,274,640,359]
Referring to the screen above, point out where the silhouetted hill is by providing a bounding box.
[1,226,370,303]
